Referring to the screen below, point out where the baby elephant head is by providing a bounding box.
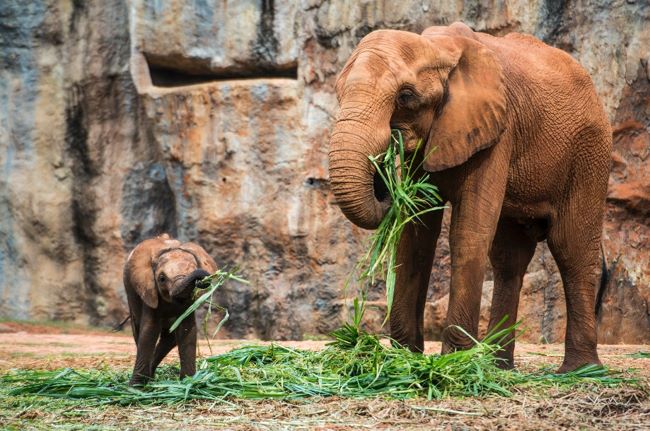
[124,234,217,308]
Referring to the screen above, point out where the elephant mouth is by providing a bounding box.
[373,170,391,204]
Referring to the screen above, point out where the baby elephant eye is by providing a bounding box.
[397,89,416,106]
[158,274,167,283]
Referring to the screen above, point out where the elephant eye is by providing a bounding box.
[158,273,167,283]
[397,89,417,107]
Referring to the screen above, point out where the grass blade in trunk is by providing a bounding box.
[169,268,248,333]
[361,130,444,321]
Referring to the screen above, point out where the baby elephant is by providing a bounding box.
[124,233,217,386]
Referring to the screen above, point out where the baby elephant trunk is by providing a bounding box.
[170,269,211,300]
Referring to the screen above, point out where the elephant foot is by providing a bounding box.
[440,326,475,355]
[128,376,148,387]
[390,323,424,353]
[495,357,515,370]
[493,346,515,369]
[179,369,196,380]
[396,337,424,353]
[557,357,602,374]
[128,371,151,387]
[388,338,420,352]
[557,347,602,373]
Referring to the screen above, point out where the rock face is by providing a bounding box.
[0,0,648,343]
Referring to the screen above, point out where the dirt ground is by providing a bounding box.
[0,321,648,430]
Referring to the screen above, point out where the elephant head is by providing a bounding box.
[124,234,217,308]
[328,22,507,229]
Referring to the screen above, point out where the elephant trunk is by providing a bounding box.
[170,269,211,300]
[328,93,393,230]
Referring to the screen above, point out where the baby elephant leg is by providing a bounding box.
[130,308,161,386]
[150,331,178,377]
[174,314,197,379]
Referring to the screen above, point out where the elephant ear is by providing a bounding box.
[124,234,179,309]
[180,242,218,274]
[421,32,507,172]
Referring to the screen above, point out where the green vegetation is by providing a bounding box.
[627,351,650,359]
[169,268,247,336]
[359,130,443,320]
[1,301,633,405]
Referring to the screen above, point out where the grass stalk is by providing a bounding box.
[358,130,444,321]
[169,268,247,334]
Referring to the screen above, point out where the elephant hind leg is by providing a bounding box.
[488,217,537,369]
[547,206,603,373]
[151,330,178,377]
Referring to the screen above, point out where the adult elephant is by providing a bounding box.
[328,22,611,372]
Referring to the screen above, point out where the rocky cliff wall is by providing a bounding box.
[0,0,648,343]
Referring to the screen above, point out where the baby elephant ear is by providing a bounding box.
[421,31,507,172]
[124,236,171,309]
[180,242,217,274]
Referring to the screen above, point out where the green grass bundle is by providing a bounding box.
[169,268,248,334]
[2,307,631,405]
[359,130,444,319]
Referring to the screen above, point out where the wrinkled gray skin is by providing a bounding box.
[124,234,216,386]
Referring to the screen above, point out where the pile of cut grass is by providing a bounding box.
[1,302,631,405]
[359,130,444,319]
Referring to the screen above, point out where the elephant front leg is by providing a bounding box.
[175,313,197,379]
[130,307,161,386]
[442,153,508,354]
[390,209,443,352]
[442,236,491,353]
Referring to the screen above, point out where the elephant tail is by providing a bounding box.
[112,314,131,332]
[594,242,609,318]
